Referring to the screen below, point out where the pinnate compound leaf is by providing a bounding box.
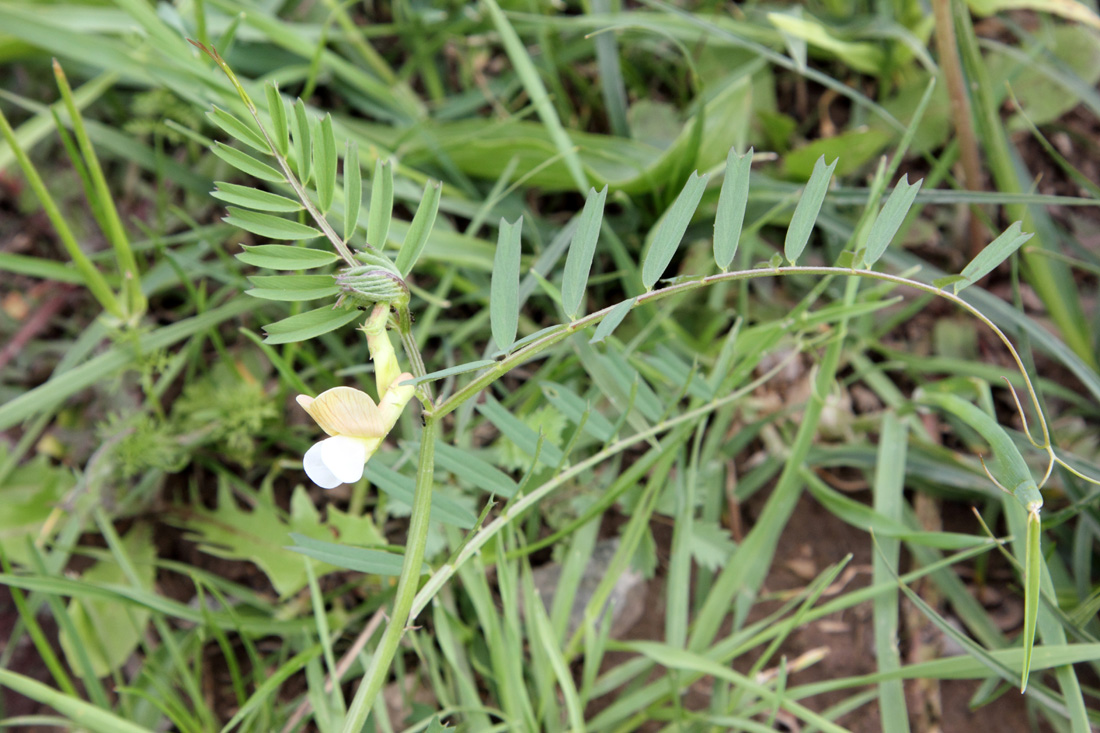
[863,174,922,267]
[714,147,753,270]
[247,274,339,301]
[367,157,394,249]
[224,207,321,240]
[212,182,302,213]
[784,155,837,265]
[562,184,608,318]
[314,114,337,212]
[954,221,1033,294]
[687,521,738,572]
[263,305,360,344]
[208,106,268,153]
[237,244,339,270]
[213,142,283,183]
[642,171,709,289]
[491,216,523,352]
[344,141,362,241]
[396,180,442,276]
[265,83,289,157]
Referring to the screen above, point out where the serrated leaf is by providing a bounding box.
[642,170,709,289]
[954,221,1033,294]
[491,216,523,352]
[367,157,394,249]
[314,114,336,212]
[344,141,362,241]
[288,534,407,577]
[236,244,339,270]
[262,305,360,344]
[213,142,284,183]
[590,297,634,345]
[266,83,289,157]
[562,184,608,318]
[396,180,441,276]
[291,99,312,185]
[686,521,738,572]
[784,155,837,265]
[225,207,321,241]
[863,175,922,267]
[247,274,340,301]
[714,147,753,270]
[212,182,302,213]
[208,106,268,153]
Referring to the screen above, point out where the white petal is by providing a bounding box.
[303,441,343,489]
[319,435,369,484]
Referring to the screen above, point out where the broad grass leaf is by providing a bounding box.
[396,180,441,276]
[364,463,477,528]
[60,524,154,677]
[1022,509,1041,691]
[207,106,267,153]
[476,394,564,467]
[314,113,336,212]
[213,142,283,182]
[642,170,709,290]
[784,155,837,265]
[344,141,362,241]
[291,99,311,184]
[863,174,922,267]
[262,305,360,344]
[491,216,522,352]
[562,184,608,318]
[714,147,753,270]
[212,182,302,213]
[538,381,615,442]
[288,534,407,577]
[265,83,289,157]
[434,441,518,497]
[367,157,394,249]
[236,244,339,270]
[954,221,1033,293]
[246,274,339,301]
[224,207,321,240]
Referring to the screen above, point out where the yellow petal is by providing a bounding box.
[296,386,385,438]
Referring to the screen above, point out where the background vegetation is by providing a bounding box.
[1,0,1100,730]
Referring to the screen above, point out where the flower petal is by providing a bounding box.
[297,386,385,437]
[303,441,343,489]
[319,435,376,484]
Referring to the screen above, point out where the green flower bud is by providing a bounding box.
[335,266,410,310]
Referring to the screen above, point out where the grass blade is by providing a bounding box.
[714,147,753,271]
[642,170,709,290]
[562,185,608,318]
[491,216,523,352]
[1021,508,1041,692]
[784,155,837,265]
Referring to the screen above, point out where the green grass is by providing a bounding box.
[2,1,1100,731]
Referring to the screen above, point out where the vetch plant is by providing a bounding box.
[189,37,1100,729]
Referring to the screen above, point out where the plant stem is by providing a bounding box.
[341,417,436,732]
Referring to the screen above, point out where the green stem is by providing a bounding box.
[434,266,1051,449]
[341,418,436,732]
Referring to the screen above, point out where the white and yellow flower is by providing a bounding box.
[297,379,415,489]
